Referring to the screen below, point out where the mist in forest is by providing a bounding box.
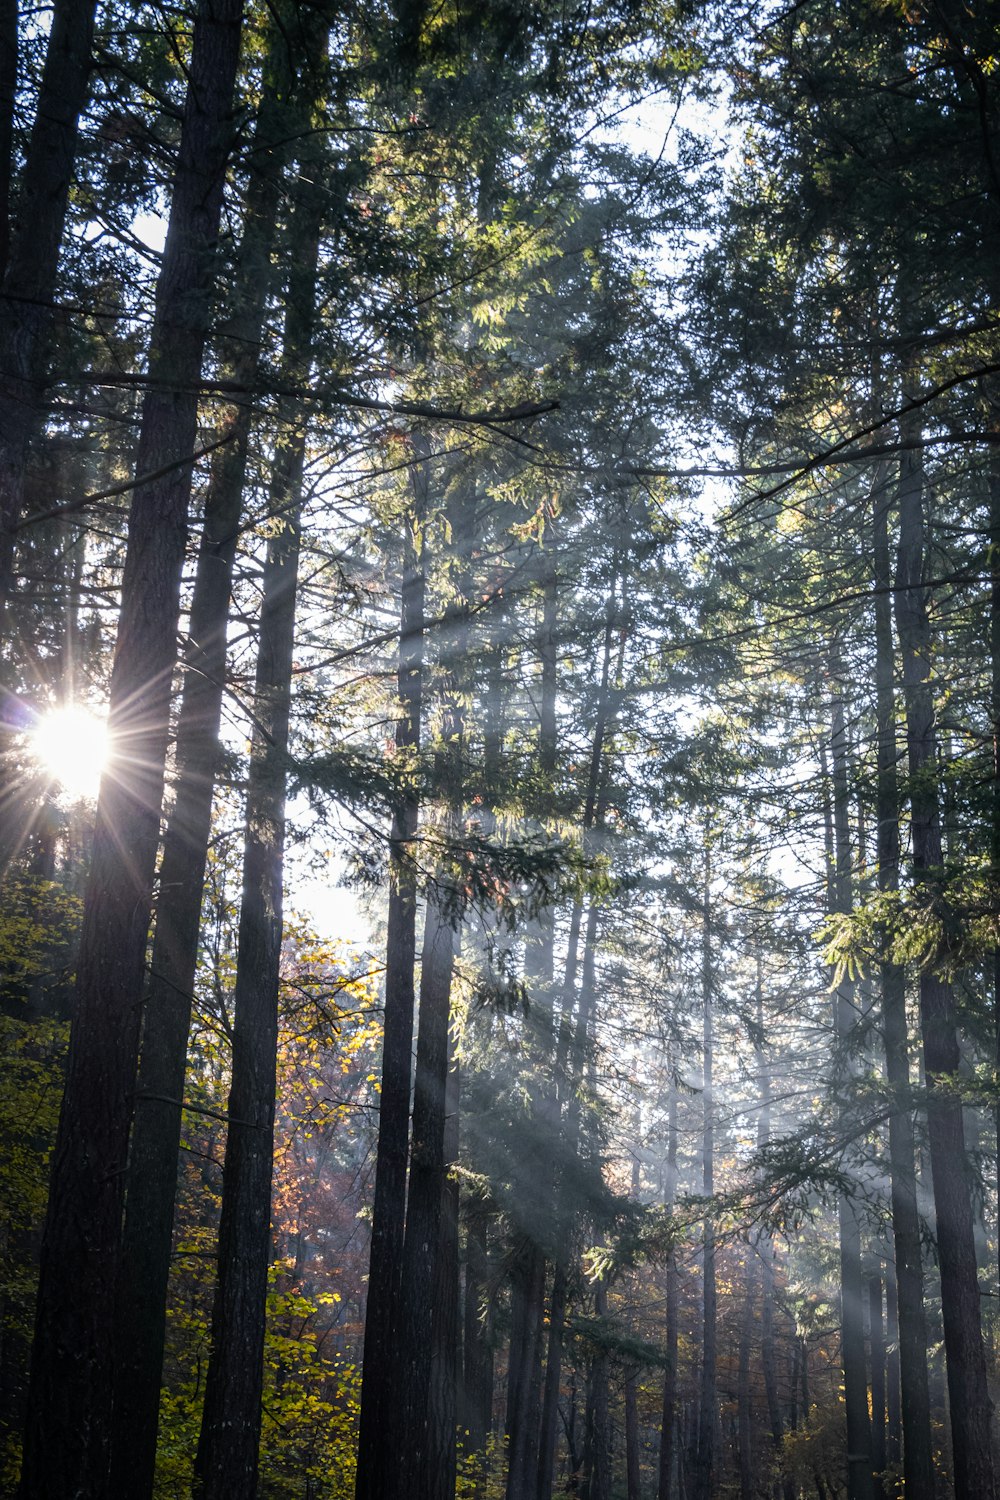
[1,2,998,1499]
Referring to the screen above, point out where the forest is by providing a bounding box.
[1,0,998,1497]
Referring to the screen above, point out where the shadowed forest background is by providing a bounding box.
[2,1,1000,1497]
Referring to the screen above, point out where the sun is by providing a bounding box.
[29,703,110,802]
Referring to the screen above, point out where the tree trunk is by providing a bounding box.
[989,437,1000,1331]
[829,692,876,1500]
[657,1075,679,1500]
[884,1260,902,1472]
[19,6,243,1493]
[737,1253,757,1500]
[868,1270,887,1485]
[428,1044,461,1500]
[395,890,457,1500]
[583,1279,611,1500]
[192,168,322,1500]
[893,406,998,1500]
[870,451,935,1500]
[625,1369,642,1500]
[108,23,304,1491]
[506,1240,546,1500]
[538,578,619,1500]
[462,1201,495,1457]
[0,0,17,284]
[355,444,427,1500]
[693,854,716,1500]
[0,0,96,620]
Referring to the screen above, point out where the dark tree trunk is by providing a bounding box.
[19,7,243,1494]
[870,452,935,1500]
[395,894,457,1500]
[736,1254,756,1500]
[868,1271,887,1485]
[192,171,322,1500]
[829,693,876,1500]
[625,1370,642,1500]
[0,0,97,619]
[693,857,716,1500]
[108,24,304,1491]
[753,966,795,1500]
[657,1076,679,1500]
[989,438,1000,1327]
[428,1045,461,1500]
[506,1241,546,1500]
[884,1261,902,1471]
[355,444,427,1500]
[583,1279,611,1500]
[508,572,557,1500]
[0,0,17,284]
[538,580,619,1500]
[893,411,998,1500]
[462,1202,495,1456]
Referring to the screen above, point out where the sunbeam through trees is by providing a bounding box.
[1,2,999,1498]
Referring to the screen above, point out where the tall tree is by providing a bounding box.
[193,151,324,1500]
[108,16,314,1491]
[19,5,244,1493]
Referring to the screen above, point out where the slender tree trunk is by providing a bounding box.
[693,853,716,1500]
[893,406,998,1500]
[884,1261,902,1472]
[192,170,321,1500]
[737,1252,757,1500]
[428,1046,461,1500]
[868,1270,887,1485]
[658,1076,679,1500]
[0,0,17,284]
[395,891,457,1499]
[988,438,1000,1328]
[507,1239,546,1500]
[108,26,303,1491]
[829,692,876,1500]
[0,0,96,621]
[584,1279,612,1500]
[753,964,794,1500]
[625,1370,642,1500]
[19,7,243,1493]
[870,452,935,1499]
[462,1202,495,1457]
[538,577,619,1500]
[355,444,427,1500]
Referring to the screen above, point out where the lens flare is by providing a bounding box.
[29,703,109,801]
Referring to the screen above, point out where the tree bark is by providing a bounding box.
[192,164,322,1500]
[462,1199,495,1457]
[884,1261,901,1473]
[625,1369,642,1500]
[355,443,427,1500]
[692,852,716,1500]
[0,0,96,619]
[582,1278,611,1500]
[736,1252,757,1500]
[538,576,619,1500]
[428,1043,461,1500]
[108,22,304,1491]
[18,7,243,1493]
[829,692,876,1500]
[870,452,935,1499]
[868,1270,887,1485]
[893,406,998,1500]
[395,891,457,1500]
[0,0,17,284]
[657,1074,679,1500]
